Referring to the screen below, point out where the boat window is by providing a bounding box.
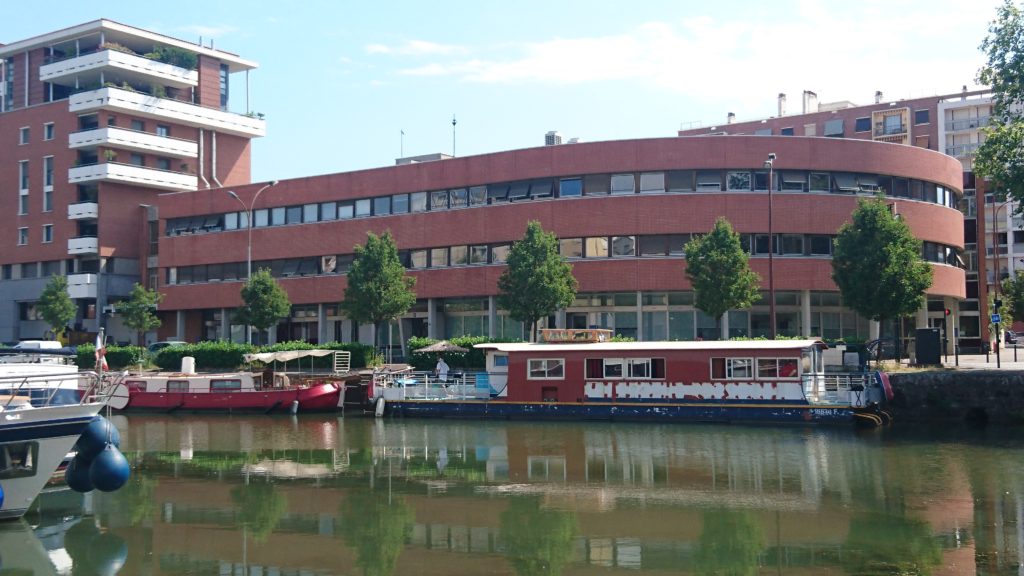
[528,359,564,379]
[166,380,189,392]
[757,358,797,378]
[125,379,146,391]
[493,354,508,368]
[586,358,603,379]
[603,359,623,378]
[0,441,38,479]
[711,357,726,379]
[211,379,241,392]
[628,359,650,378]
[727,358,754,379]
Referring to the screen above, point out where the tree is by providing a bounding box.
[497,221,578,341]
[976,1,1024,203]
[1002,272,1024,324]
[831,195,933,337]
[684,218,761,338]
[340,231,417,353]
[234,269,291,339]
[118,283,162,344]
[500,496,577,576]
[340,489,413,576]
[38,276,76,340]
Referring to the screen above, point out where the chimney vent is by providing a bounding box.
[875,90,883,104]
[727,112,736,124]
[778,93,786,117]
[802,91,818,114]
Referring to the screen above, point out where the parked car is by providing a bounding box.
[1005,330,1019,345]
[147,341,187,354]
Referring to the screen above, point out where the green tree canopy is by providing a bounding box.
[497,221,578,341]
[500,496,577,576]
[976,1,1024,203]
[38,276,76,339]
[1002,272,1024,324]
[231,481,287,543]
[234,268,292,332]
[118,283,163,336]
[341,489,414,576]
[684,218,761,335]
[694,509,765,576]
[831,195,933,325]
[340,231,417,346]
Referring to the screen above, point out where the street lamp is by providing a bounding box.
[992,198,1012,367]
[764,153,777,339]
[227,180,280,344]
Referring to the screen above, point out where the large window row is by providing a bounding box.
[166,234,961,286]
[165,171,960,237]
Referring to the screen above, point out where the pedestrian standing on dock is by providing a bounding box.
[435,356,450,382]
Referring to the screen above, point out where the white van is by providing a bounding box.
[2,340,69,364]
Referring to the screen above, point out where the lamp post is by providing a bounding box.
[992,198,1012,368]
[764,153,777,339]
[227,180,280,344]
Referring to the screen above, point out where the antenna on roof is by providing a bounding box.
[451,115,457,157]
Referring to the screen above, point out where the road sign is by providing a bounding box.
[992,313,1002,324]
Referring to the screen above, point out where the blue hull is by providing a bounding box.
[382,399,865,425]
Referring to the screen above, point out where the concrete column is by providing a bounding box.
[801,290,812,337]
[176,310,186,341]
[427,298,438,339]
[720,312,729,340]
[220,308,229,342]
[869,320,880,341]
[555,310,566,329]
[916,303,929,329]
[488,296,498,338]
[267,327,277,345]
[318,304,328,344]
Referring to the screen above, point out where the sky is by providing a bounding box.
[1,0,1006,183]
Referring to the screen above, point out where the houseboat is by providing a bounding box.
[110,350,361,414]
[375,329,891,426]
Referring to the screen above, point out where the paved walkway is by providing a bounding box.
[902,347,1024,370]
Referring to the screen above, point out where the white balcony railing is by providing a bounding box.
[69,87,266,138]
[70,127,198,158]
[67,237,98,255]
[41,49,198,88]
[67,273,98,299]
[67,202,99,220]
[68,163,198,192]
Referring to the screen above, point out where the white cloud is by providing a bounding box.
[366,39,467,56]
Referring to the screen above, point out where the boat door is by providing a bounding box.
[801,344,825,401]
[486,352,509,397]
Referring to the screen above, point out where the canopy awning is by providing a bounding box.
[244,350,335,363]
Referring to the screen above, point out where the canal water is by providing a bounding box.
[13,415,1024,575]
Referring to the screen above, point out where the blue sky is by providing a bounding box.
[2,0,1004,182]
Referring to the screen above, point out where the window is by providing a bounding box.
[528,358,564,379]
[611,236,635,257]
[780,234,803,255]
[559,178,583,197]
[18,127,28,144]
[487,183,509,203]
[914,109,930,125]
[270,207,285,225]
[469,245,488,264]
[303,203,319,223]
[666,170,694,192]
[19,160,29,191]
[823,118,843,137]
[254,208,269,227]
[508,182,530,201]
[320,201,337,220]
[430,190,449,210]
[696,171,722,191]
[754,128,772,136]
[166,381,189,392]
[780,127,794,136]
[156,157,171,170]
[610,174,635,195]
[17,228,28,246]
[410,250,427,268]
[43,189,52,212]
[42,225,53,243]
[809,235,832,255]
[585,237,608,258]
[338,201,354,219]
[449,188,468,208]
[285,206,302,224]
[391,194,408,214]
[451,246,468,265]
[373,196,391,215]
[530,181,553,199]
[491,244,510,263]
[156,125,170,137]
[0,441,39,479]
[18,193,27,216]
[219,64,229,110]
[584,174,610,196]
[430,247,449,267]
[883,114,902,134]
[636,172,664,194]
[560,238,583,258]
[44,123,54,140]
[211,379,241,392]
[727,171,752,191]
[710,357,754,379]
[355,199,371,217]
[809,172,830,192]
[410,192,428,212]
[639,235,668,256]
[130,153,145,166]
[131,119,145,132]
[855,117,871,132]
[43,156,53,188]
[780,171,806,192]
[758,358,799,378]
[832,173,859,193]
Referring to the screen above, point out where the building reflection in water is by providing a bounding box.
[22,415,1013,575]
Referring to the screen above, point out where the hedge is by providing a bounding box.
[76,345,146,370]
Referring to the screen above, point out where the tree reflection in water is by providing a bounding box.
[844,508,942,575]
[340,489,414,576]
[694,508,765,576]
[231,481,287,542]
[500,496,578,576]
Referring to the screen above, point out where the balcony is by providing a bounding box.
[69,87,266,138]
[68,202,99,220]
[874,123,907,137]
[40,49,198,89]
[68,162,198,192]
[945,142,982,158]
[70,127,198,158]
[67,274,98,299]
[68,237,98,255]
[945,116,991,132]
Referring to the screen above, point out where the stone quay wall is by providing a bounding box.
[888,371,1024,424]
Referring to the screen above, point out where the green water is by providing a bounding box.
[23,415,1024,575]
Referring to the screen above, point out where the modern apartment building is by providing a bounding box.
[0,19,264,343]
[679,89,993,351]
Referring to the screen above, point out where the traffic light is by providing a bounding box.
[996,299,1003,308]
[945,308,951,316]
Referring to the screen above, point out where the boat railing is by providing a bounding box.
[0,369,122,409]
[374,369,489,400]
[806,372,873,406]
